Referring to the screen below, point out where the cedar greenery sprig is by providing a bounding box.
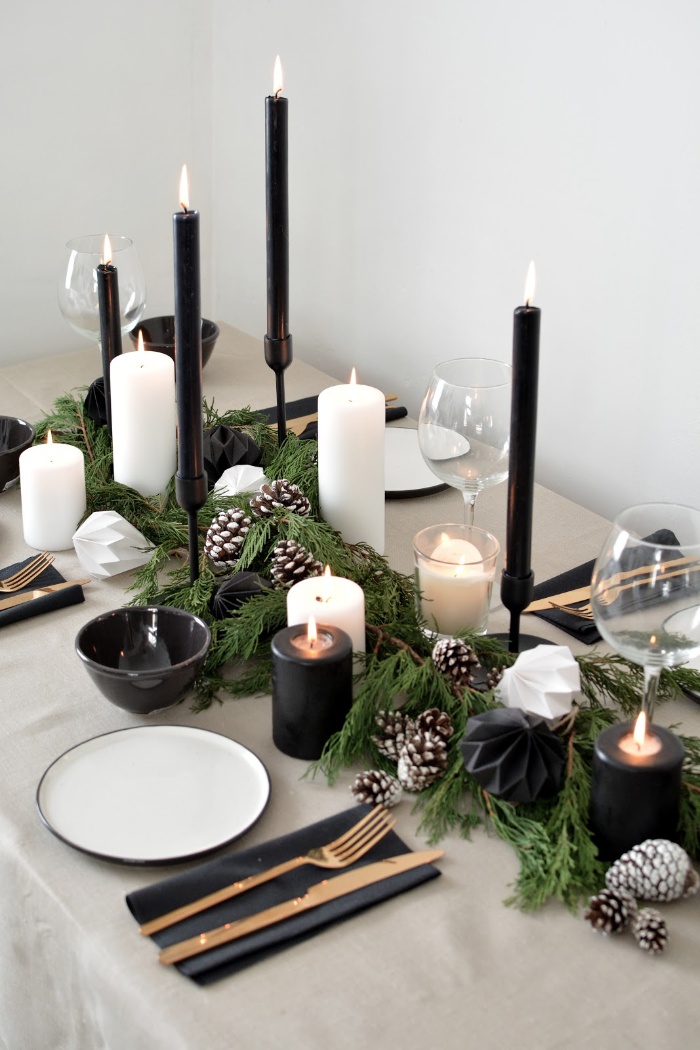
[33,388,700,910]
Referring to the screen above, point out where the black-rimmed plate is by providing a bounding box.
[36,726,270,864]
[385,428,447,499]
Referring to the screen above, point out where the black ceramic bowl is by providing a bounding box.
[0,416,35,492]
[76,606,211,714]
[129,315,220,368]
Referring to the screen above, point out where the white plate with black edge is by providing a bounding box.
[36,725,270,864]
[384,428,448,499]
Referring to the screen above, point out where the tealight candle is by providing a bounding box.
[317,370,385,553]
[287,567,366,655]
[19,432,86,550]
[591,712,684,860]
[110,332,177,497]
[414,524,500,637]
[271,617,353,759]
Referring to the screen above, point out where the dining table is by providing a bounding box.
[0,323,698,1050]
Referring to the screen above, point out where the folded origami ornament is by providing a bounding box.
[213,464,269,499]
[210,571,272,619]
[495,644,580,721]
[83,377,108,428]
[203,425,262,490]
[72,511,154,577]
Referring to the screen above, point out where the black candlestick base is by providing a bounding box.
[500,569,542,653]
[264,333,293,445]
[176,473,208,584]
[490,631,553,653]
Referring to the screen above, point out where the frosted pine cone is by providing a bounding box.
[432,637,481,689]
[373,710,416,761]
[583,888,637,935]
[350,770,403,808]
[269,539,322,589]
[397,729,448,792]
[632,908,668,953]
[415,707,454,742]
[605,839,699,903]
[204,508,252,569]
[250,479,311,518]
[485,666,505,690]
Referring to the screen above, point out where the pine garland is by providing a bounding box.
[34,389,700,910]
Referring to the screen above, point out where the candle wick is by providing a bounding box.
[274,88,282,99]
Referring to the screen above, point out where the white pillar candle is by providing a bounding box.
[317,371,385,553]
[19,432,86,550]
[110,335,177,497]
[287,570,366,655]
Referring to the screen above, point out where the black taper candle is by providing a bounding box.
[173,166,207,583]
[500,262,541,652]
[264,56,293,445]
[591,721,684,860]
[96,236,122,434]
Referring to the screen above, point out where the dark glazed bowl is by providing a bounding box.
[76,606,211,714]
[0,416,35,491]
[129,315,220,368]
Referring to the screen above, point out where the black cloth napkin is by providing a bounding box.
[531,529,680,645]
[126,804,440,984]
[0,556,85,629]
[260,395,407,439]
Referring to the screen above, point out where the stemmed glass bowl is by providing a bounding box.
[591,503,700,718]
[417,358,511,524]
[58,235,146,342]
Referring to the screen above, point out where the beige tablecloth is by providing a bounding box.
[0,326,697,1050]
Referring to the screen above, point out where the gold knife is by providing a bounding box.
[158,848,444,966]
[0,579,91,613]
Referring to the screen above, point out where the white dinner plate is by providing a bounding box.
[36,725,270,864]
[384,427,448,499]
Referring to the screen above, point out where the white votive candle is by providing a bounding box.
[19,432,86,550]
[414,525,500,637]
[110,334,177,497]
[287,570,366,655]
[317,370,385,553]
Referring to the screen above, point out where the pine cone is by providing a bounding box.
[432,637,481,689]
[350,770,403,808]
[583,888,637,935]
[397,729,448,792]
[269,539,322,589]
[415,707,454,741]
[605,839,699,903]
[250,479,311,518]
[632,908,668,953]
[373,710,416,761]
[204,508,252,569]
[485,666,505,690]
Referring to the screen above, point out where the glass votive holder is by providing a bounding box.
[413,523,500,637]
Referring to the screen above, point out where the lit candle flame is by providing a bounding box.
[524,260,536,306]
[179,165,189,212]
[633,710,647,750]
[46,430,53,446]
[273,55,283,97]
[322,564,333,603]
[137,330,145,354]
[349,368,357,385]
[307,614,317,647]
[103,234,112,266]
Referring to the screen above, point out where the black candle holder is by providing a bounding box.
[176,474,208,585]
[264,334,293,445]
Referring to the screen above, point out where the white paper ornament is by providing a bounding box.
[72,511,154,578]
[495,644,580,721]
[214,464,269,498]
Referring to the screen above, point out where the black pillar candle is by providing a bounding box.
[500,261,541,651]
[96,235,122,434]
[173,165,207,582]
[264,55,293,444]
[591,720,684,861]
[271,621,352,761]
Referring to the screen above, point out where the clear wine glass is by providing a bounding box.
[58,235,146,341]
[417,358,511,524]
[591,503,700,719]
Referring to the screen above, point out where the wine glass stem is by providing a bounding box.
[642,666,661,721]
[463,492,477,526]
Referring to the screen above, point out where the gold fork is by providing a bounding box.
[0,552,54,592]
[139,806,397,936]
[553,559,700,621]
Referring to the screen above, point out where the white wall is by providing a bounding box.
[0,0,214,364]
[2,2,699,522]
[212,0,700,520]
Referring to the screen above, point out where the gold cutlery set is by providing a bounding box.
[0,550,90,612]
[139,807,444,967]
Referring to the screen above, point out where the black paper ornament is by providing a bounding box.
[459,707,564,804]
[210,571,272,619]
[203,425,263,490]
[84,377,108,427]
